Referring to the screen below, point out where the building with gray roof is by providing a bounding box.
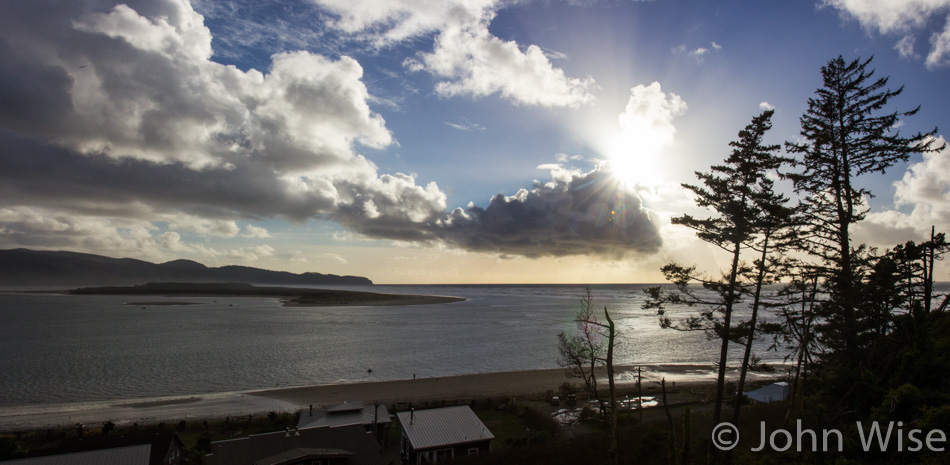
[0,444,151,465]
[2,431,183,465]
[298,402,391,445]
[396,405,494,464]
[205,424,385,465]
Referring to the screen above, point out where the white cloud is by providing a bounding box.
[821,0,950,67]
[759,101,775,111]
[312,0,596,108]
[444,121,486,131]
[414,10,597,107]
[605,82,687,184]
[311,0,489,46]
[315,253,348,264]
[821,0,949,33]
[855,136,950,246]
[0,0,661,261]
[241,225,271,238]
[0,0,449,252]
[165,216,240,237]
[894,136,950,221]
[927,15,950,67]
[675,42,721,63]
[895,34,918,58]
[555,153,585,163]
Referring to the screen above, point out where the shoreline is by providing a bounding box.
[0,363,788,432]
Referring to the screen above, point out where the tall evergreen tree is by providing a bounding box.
[785,56,942,366]
[644,110,790,434]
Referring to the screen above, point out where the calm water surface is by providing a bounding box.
[0,284,790,406]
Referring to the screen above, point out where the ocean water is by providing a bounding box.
[0,284,792,406]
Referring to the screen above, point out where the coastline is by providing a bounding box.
[0,363,788,432]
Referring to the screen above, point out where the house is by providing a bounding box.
[1,445,151,465]
[743,381,790,403]
[298,402,391,445]
[396,406,494,464]
[205,424,385,465]
[3,431,184,465]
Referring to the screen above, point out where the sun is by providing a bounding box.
[604,129,666,190]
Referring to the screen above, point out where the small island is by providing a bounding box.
[69,282,465,307]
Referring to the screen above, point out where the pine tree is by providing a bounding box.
[644,110,791,434]
[785,56,942,365]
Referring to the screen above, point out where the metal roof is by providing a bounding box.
[206,424,384,465]
[744,382,790,403]
[326,401,364,413]
[254,447,353,465]
[2,444,151,465]
[396,406,494,450]
[297,403,390,429]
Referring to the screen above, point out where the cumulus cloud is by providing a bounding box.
[0,2,424,228]
[604,82,687,185]
[313,0,596,107]
[821,0,950,67]
[894,136,950,222]
[436,168,663,258]
[241,225,271,238]
[856,136,950,246]
[615,83,686,154]
[759,101,775,111]
[0,0,656,262]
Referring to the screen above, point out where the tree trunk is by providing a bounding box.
[713,238,742,428]
[733,233,771,423]
[604,307,619,465]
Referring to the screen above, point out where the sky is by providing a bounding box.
[1,0,949,284]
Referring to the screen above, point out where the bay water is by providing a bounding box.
[0,284,790,407]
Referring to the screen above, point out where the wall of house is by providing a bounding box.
[404,439,490,464]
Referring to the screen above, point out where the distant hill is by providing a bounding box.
[0,249,373,286]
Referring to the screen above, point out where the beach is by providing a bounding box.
[0,363,787,431]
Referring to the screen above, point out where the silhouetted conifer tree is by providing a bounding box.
[784,56,942,369]
[643,110,792,439]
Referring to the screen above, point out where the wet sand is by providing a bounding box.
[0,363,787,431]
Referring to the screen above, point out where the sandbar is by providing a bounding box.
[66,282,466,307]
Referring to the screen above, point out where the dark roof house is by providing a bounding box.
[205,424,385,465]
[396,406,494,464]
[0,445,152,465]
[4,431,184,465]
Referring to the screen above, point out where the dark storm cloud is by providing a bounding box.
[436,168,662,258]
[0,129,338,220]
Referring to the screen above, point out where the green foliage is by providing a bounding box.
[918,405,950,432]
[872,383,923,423]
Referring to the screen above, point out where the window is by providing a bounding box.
[435,449,453,461]
[468,447,480,456]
